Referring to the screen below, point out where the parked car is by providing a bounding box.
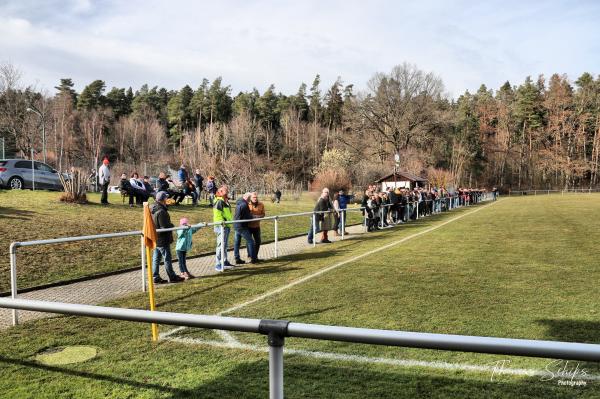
[0,159,67,190]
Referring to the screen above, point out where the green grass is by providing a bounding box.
[0,195,599,398]
[0,190,363,291]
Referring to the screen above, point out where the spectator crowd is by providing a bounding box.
[98,156,492,284]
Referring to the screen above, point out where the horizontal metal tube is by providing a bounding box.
[0,298,260,333]
[287,323,600,362]
[1,298,599,362]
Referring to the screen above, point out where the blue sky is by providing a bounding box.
[1,0,599,97]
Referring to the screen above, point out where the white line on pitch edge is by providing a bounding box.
[165,335,600,381]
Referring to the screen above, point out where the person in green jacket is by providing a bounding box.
[176,217,201,280]
[213,185,233,271]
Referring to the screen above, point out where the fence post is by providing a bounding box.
[274,217,279,258]
[380,207,384,229]
[140,236,146,292]
[341,211,345,240]
[220,223,226,271]
[10,243,18,326]
[363,211,368,233]
[416,202,419,220]
[312,213,317,247]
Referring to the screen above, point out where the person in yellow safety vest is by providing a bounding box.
[213,185,233,271]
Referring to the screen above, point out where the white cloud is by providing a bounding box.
[1,0,599,97]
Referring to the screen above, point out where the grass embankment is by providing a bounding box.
[0,190,362,291]
[0,196,599,397]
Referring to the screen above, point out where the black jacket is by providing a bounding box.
[151,202,174,247]
[194,174,203,189]
[314,197,332,221]
[119,178,132,193]
[234,198,253,230]
[156,178,169,193]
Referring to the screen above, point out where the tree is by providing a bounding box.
[77,80,106,110]
[356,63,445,160]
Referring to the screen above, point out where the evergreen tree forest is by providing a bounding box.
[1,62,600,191]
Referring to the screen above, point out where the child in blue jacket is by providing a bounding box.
[176,217,201,280]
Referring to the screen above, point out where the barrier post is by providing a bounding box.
[341,211,345,240]
[416,202,419,220]
[312,213,317,247]
[268,335,285,399]
[140,236,146,292]
[380,207,384,229]
[274,217,279,258]
[220,223,226,271]
[363,211,368,232]
[9,243,18,326]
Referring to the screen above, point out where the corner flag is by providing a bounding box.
[142,202,158,341]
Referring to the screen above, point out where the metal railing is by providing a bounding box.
[508,189,600,196]
[7,192,494,326]
[0,298,599,399]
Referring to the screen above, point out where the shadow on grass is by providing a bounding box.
[0,206,37,221]
[0,355,186,395]
[279,305,342,319]
[168,358,582,399]
[537,319,600,345]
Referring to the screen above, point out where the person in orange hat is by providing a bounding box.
[98,156,111,205]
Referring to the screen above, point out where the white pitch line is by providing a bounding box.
[161,203,495,341]
[165,335,600,381]
[218,201,495,316]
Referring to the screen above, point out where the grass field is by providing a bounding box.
[0,190,363,291]
[0,195,599,398]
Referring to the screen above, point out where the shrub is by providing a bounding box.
[312,169,353,195]
[59,168,88,204]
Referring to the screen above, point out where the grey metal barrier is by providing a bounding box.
[1,298,600,399]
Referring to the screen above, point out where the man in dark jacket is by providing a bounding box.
[233,192,256,265]
[119,173,136,207]
[307,188,333,244]
[194,169,204,200]
[150,191,183,284]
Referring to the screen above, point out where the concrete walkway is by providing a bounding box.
[0,224,366,329]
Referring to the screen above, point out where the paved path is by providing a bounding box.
[0,224,366,329]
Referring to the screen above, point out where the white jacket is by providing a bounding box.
[98,164,110,185]
[130,178,145,191]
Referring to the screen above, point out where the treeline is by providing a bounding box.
[1,62,599,190]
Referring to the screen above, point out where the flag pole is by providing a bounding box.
[145,245,158,341]
[143,202,159,341]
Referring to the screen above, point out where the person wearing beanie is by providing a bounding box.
[175,217,200,280]
[150,191,183,284]
[98,157,111,205]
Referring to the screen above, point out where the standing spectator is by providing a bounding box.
[194,169,204,200]
[150,192,183,284]
[307,188,333,244]
[213,185,233,271]
[274,189,282,203]
[337,189,354,235]
[175,217,199,280]
[233,192,257,265]
[332,193,341,237]
[98,157,110,205]
[206,176,217,206]
[177,164,189,185]
[248,192,265,261]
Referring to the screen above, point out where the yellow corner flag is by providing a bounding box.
[143,202,159,341]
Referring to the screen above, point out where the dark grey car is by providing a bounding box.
[0,159,66,190]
